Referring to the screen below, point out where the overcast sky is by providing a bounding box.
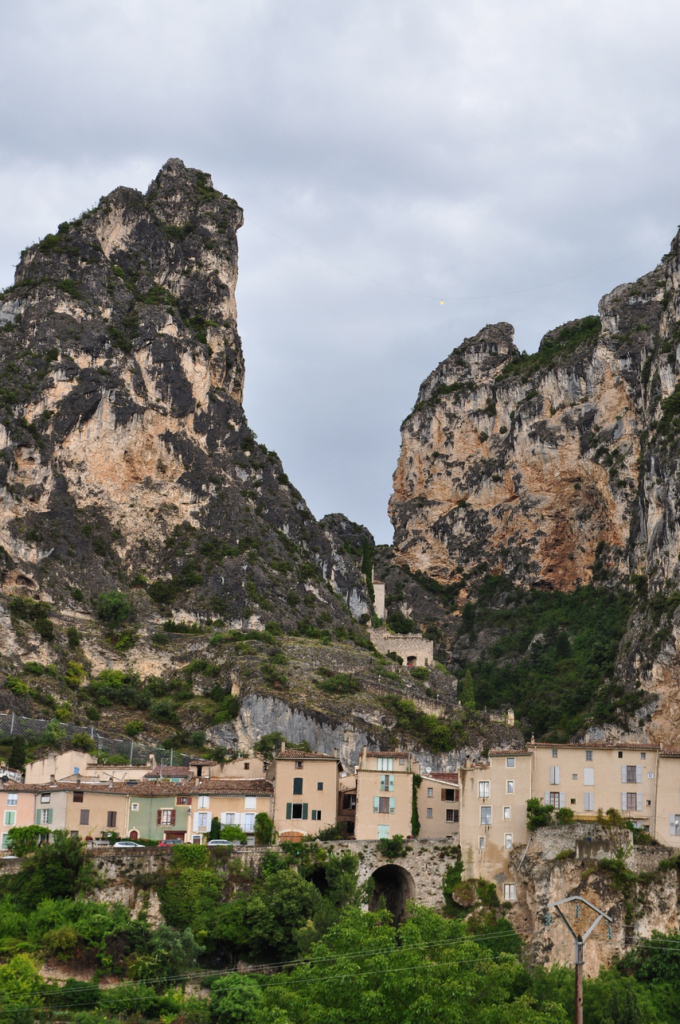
[2,1,680,542]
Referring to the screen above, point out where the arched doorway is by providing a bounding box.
[369,864,415,922]
[129,830,139,840]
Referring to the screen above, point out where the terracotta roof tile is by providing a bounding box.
[275,750,339,760]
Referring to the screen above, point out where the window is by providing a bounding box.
[1,834,10,850]
[399,758,405,765]
[618,751,623,758]
[570,798,576,805]
[245,813,255,831]
[288,803,308,820]
[342,794,356,810]
[244,762,250,770]
[586,750,593,762]
[380,774,395,792]
[670,815,680,836]
[624,793,641,812]
[648,773,654,779]
[584,793,594,812]
[73,791,84,803]
[426,808,433,818]
[549,766,560,785]
[427,787,433,798]
[506,757,515,768]
[584,767,594,786]
[480,806,492,826]
[625,766,637,783]
[40,794,50,804]
[80,809,90,826]
[3,811,15,826]
[377,758,394,771]
[197,812,209,828]
[504,834,513,850]
[73,767,80,775]
[503,806,511,820]
[295,761,303,769]
[311,810,322,821]
[317,782,323,791]
[198,795,210,808]
[40,809,52,825]
[548,792,561,808]
[478,836,485,851]
[107,812,117,828]
[443,789,457,802]
[647,800,651,806]
[641,752,646,760]
[293,778,303,795]
[504,884,516,901]
[159,809,175,826]
[479,781,490,799]
[6,794,17,806]
[374,796,395,814]
[552,749,558,758]
[572,774,578,780]
[131,803,139,812]
[446,808,458,823]
[176,796,191,805]
[507,781,514,794]
[223,813,236,825]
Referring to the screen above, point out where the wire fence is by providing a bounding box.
[0,711,191,765]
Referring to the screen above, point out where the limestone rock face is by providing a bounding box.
[0,160,369,626]
[390,232,680,591]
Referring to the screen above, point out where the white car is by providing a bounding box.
[206,839,234,846]
[113,840,145,848]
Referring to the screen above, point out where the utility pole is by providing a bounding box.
[547,895,612,1024]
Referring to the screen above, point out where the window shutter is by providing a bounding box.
[621,793,627,811]
[302,804,308,820]
[555,767,560,784]
[157,810,162,826]
[621,766,627,784]
[441,789,446,801]
[389,797,395,814]
[286,803,292,820]
[47,809,53,824]
[544,791,550,805]
[560,792,565,808]
[671,815,678,836]
[220,812,227,824]
[584,767,594,786]
[35,809,41,825]
[170,810,176,825]
[636,766,642,784]
[374,796,380,813]
[637,793,643,812]
[389,775,394,792]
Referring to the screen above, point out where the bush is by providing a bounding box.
[71,733,96,754]
[377,834,407,858]
[96,590,131,624]
[410,666,430,681]
[555,806,574,824]
[8,736,26,772]
[527,797,555,831]
[254,813,275,845]
[387,609,419,634]
[220,824,247,843]
[5,676,29,696]
[66,626,80,649]
[313,672,362,695]
[316,824,343,841]
[124,721,144,737]
[8,597,54,640]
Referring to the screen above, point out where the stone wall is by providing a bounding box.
[368,627,434,668]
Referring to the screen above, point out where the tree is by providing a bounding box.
[6,825,50,857]
[253,732,287,760]
[254,812,275,845]
[459,669,475,711]
[0,953,44,1021]
[209,816,221,841]
[8,831,97,908]
[220,824,247,843]
[211,974,264,1024]
[526,798,555,831]
[96,590,132,624]
[8,736,26,772]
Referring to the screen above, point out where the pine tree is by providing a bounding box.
[459,669,475,711]
[8,736,26,772]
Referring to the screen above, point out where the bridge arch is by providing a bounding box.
[368,863,415,922]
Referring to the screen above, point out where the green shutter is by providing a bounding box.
[389,797,395,814]
[286,803,292,819]
[389,775,394,792]
[35,809,41,825]
[302,804,308,820]
[47,809,53,824]
[373,796,379,813]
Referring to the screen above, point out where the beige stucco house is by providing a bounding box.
[354,749,419,840]
[268,746,342,840]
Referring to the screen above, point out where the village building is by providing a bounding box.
[185,778,273,842]
[267,745,342,841]
[354,749,419,840]
[367,626,433,668]
[416,770,460,840]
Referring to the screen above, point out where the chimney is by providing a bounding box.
[362,745,367,769]
[464,756,471,770]
[333,748,339,759]
[50,774,56,783]
[280,741,286,754]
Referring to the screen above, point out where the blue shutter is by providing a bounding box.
[389,797,395,814]
[286,803,292,819]
[389,775,394,792]
[373,796,379,813]
[302,804,308,820]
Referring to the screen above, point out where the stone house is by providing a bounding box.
[367,626,433,668]
[267,746,342,841]
[354,749,418,840]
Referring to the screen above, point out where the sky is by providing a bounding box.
[2,1,680,542]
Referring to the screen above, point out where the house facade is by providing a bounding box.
[268,747,341,840]
[354,750,418,840]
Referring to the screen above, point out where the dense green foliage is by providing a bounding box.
[380,696,468,753]
[498,315,602,380]
[466,576,637,739]
[96,590,132,625]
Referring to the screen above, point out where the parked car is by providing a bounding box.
[207,839,234,846]
[112,841,145,848]
[158,838,185,846]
